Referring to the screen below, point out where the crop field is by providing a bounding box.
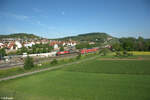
[129,51,150,55]
[0,55,150,100]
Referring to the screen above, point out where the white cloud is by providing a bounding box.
[12,14,29,20]
[0,12,29,20]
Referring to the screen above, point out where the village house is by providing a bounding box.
[24,41,35,48]
[15,41,22,49]
[0,43,4,48]
[6,41,22,50]
[89,42,95,45]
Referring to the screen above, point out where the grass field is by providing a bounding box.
[0,55,150,100]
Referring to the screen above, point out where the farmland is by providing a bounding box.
[0,55,150,100]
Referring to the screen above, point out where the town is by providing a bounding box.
[0,37,77,55]
[0,33,116,70]
[0,0,150,99]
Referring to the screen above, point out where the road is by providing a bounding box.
[0,53,78,70]
[0,56,98,82]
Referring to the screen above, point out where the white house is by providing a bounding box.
[0,43,4,48]
[54,44,59,50]
[63,42,66,46]
[24,42,35,48]
[15,41,22,50]
[66,42,76,47]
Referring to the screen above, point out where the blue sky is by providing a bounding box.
[0,0,150,38]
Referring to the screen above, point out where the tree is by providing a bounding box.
[48,46,53,52]
[123,51,127,56]
[76,42,93,49]
[137,37,144,51]
[60,46,64,51]
[114,37,150,51]
[112,43,122,51]
[115,51,133,57]
[43,47,47,53]
[24,56,34,70]
[76,53,81,60]
[115,51,122,57]
[32,46,36,54]
[20,46,28,54]
[0,48,6,59]
[99,48,111,56]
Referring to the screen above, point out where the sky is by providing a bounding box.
[0,0,150,39]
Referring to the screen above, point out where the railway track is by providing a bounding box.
[0,53,78,70]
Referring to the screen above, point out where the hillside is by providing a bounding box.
[56,32,119,44]
[0,33,40,40]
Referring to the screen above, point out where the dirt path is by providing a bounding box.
[0,56,98,82]
[99,57,144,61]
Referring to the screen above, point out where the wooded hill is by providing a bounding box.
[55,32,118,44]
[0,33,40,40]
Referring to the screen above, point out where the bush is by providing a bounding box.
[24,56,34,70]
[76,54,81,60]
[123,51,127,55]
[99,48,111,56]
[115,52,122,56]
[127,53,133,56]
[60,46,64,51]
[115,51,133,57]
[122,51,128,57]
[69,58,74,62]
[0,48,6,59]
[51,59,58,65]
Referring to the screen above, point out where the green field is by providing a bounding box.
[0,55,150,100]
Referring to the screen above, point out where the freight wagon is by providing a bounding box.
[80,48,99,54]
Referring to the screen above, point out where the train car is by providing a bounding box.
[56,51,70,56]
[80,49,87,54]
[80,48,99,54]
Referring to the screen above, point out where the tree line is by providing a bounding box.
[17,43,53,55]
[112,37,150,51]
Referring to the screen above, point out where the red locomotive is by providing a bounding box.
[56,51,70,55]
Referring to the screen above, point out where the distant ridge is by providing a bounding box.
[55,32,118,44]
[0,33,40,40]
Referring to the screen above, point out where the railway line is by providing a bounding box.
[0,48,99,70]
[0,53,78,70]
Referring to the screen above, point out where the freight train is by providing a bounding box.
[56,48,99,56]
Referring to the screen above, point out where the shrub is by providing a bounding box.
[122,51,128,57]
[115,51,133,57]
[24,56,34,70]
[76,54,81,60]
[127,53,133,56]
[69,58,74,62]
[123,51,127,55]
[115,52,122,56]
[51,59,58,65]
[99,48,111,56]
